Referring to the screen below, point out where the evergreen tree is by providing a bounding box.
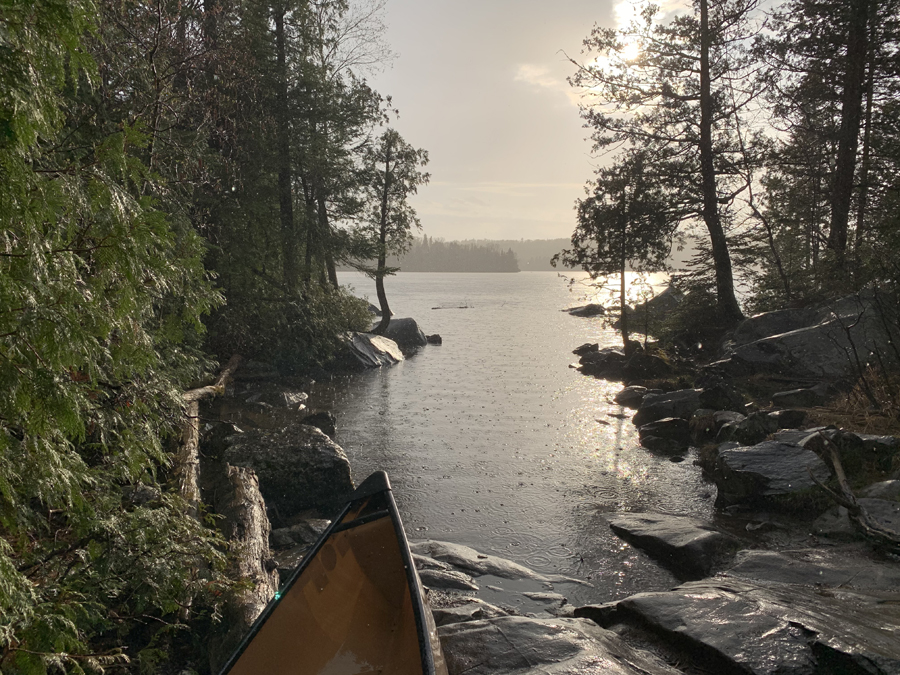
[554,151,680,348]
[759,0,900,288]
[0,1,227,669]
[357,128,429,332]
[571,0,763,326]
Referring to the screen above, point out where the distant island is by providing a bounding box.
[338,236,577,273]
[463,238,574,271]
[391,236,519,272]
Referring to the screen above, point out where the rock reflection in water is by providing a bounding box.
[313,272,715,606]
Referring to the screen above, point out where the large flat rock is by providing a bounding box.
[438,616,681,675]
[726,549,900,592]
[722,292,900,379]
[411,540,558,582]
[616,579,900,674]
[342,332,404,369]
[714,441,831,507]
[606,513,739,580]
[224,422,353,518]
[632,389,703,427]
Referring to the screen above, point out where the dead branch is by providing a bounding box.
[808,432,900,553]
[176,355,243,519]
[183,354,243,403]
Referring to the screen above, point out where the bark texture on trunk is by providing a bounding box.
[373,141,393,334]
[177,355,243,519]
[204,463,279,674]
[699,0,743,326]
[828,0,870,261]
[274,6,297,291]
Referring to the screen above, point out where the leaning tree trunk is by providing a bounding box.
[176,355,243,519]
[173,355,242,621]
[699,0,743,327]
[182,357,278,673]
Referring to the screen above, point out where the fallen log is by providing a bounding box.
[176,355,242,518]
[204,462,279,674]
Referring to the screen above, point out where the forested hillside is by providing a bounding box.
[466,238,573,270]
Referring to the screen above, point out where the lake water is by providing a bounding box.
[313,271,715,606]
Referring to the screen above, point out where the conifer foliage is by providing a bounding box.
[1,0,226,671]
[0,0,412,671]
[570,0,900,324]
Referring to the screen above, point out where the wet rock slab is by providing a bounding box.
[418,568,480,592]
[342,332,404,369]
[224,422,353,518]
[612,578,900,675]
[714,440,830,506]
[606,513,739,579]
[632,389,703,427]
[638,417,691,452]
[411,540,578,583]
[567,303,607,317]
[726,548,900,591]
[438,616,681,675]
[614,385,652,409]
[432,599,509,627]
[381,317,428,353]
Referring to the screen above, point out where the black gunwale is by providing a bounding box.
[217,470,438,675]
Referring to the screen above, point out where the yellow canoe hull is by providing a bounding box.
[220,471,448,675]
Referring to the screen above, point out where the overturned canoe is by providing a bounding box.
[219,471,448,675]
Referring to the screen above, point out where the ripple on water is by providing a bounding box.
[320,271,712,604]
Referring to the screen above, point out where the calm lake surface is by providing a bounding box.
[313,271,715,606]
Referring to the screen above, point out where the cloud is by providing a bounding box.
[514,64,582,106]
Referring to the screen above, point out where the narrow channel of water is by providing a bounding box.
[312,271,715,606]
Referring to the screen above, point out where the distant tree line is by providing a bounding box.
[389,236,519,272]
[466,239,575,271]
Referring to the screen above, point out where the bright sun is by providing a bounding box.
[621,41,641,61]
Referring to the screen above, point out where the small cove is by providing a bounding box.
[312,271,718,606]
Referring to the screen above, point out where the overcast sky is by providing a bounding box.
[367,0,620,241]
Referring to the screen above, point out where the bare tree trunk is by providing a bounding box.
[205,463,279,674]
[301,176,315,286]
[316,191,340,289]
[619,264,629,351]
[274,5,298,292]
[177,355,243,519]
[699,0,743,326]
[853,39,876,279]
[828,0,870,263]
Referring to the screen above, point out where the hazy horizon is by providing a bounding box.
[367,0,619,242]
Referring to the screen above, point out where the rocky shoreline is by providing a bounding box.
[198,304,900,674]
